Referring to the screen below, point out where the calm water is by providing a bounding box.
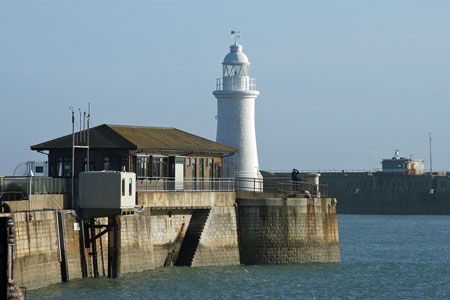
[29,215,450,299]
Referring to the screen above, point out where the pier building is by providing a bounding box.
[31,124,236,183]
[381,150,425,175]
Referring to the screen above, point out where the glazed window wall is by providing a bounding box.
[209,159,214,178]
[223,64,248,77]
[57,156,71,177]
[136,156,150,177]
[152,156,168,177]
[104,156,121,171]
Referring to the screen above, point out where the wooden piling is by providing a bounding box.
[0,217,8,299]
[56,211,69,282]
[113,216,121,278]
[79,220,88,278]
[89,218,99,277]
[107,216,121,278]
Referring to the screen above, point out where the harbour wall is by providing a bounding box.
[10,210,83,290]
[319,173,450,214]
[262,171,450,214]
[237,196,340,264]
[7,191,339,290]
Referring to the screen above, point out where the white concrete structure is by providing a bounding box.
[213,40,261,182]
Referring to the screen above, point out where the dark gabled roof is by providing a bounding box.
[31,124,237,154]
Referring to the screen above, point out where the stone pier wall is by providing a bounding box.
[150,210,192,267]
[11,211,83,290]
[192,206,240,267]
[237,197,340,264]
[6,191,340,291]
[120,212,156,274]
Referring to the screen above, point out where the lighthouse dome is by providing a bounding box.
[223,44,250,65]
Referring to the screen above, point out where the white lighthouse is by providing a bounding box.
[213,34,262,183]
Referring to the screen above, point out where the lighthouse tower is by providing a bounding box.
[213,34,261,182]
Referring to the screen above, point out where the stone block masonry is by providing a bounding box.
[6,191,340,291]
[120,211,156,274]
[237,197,340,264]
[11,211,82,290]
[150,210,192,268]
[191,206,240,267]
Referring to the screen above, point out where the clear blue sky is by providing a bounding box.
[1,0,449,175]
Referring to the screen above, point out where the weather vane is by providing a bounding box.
[231,30,240,44]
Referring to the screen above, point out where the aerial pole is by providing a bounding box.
[79,109,82,146]
[87,102,90,172]
[429,132,432,176]
[83,111,86,145]
[70,107,75,209]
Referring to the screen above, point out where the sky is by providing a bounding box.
[1,0,449,175]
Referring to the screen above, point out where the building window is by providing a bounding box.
[121,179,125,196]
[209,159,214,178]
[192,158,197,179]
[136,155,150,177]
[129,178,132,196]
[200,158,205,178]
[187,158,191,166]
[57,156,71,177]
[152,156,168,177]
[215,165,221,178]
[104,156,121,171]
[84,157,95,172]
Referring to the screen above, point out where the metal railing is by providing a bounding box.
[264,169,382,174]
[136,177,235,192]
[215,77,256,91]
[0,176,71,195]
[235,177,328,196]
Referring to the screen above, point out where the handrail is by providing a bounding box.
[235,177,328,196]
[0,177,70,195]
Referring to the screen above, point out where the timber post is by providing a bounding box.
[56,211,69,282]
[89,218,99,278]
[0,217,8,299]
[113,216,121,278]
[107,216,121,278]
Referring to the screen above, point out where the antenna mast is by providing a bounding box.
[87,102,90,172]
[231,30,240,44]
[70,107,75,209]
[69,104,91,209]
[429,132,432,175]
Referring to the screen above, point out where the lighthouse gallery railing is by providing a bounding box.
[216,78,257,91]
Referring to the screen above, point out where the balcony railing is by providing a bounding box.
[216,77,256,91]
[136,177,235,192]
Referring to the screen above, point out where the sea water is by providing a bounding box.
[29,215,450,299]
